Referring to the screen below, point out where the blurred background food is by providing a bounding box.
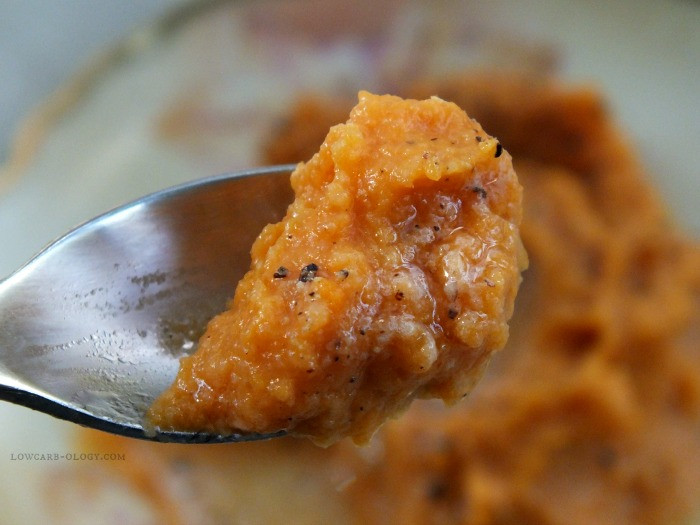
[0,1,698,524]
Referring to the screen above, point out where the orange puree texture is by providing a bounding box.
[148,92,525,444]
[75,74,700,525]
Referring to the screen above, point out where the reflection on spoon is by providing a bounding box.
[0,165,295,443]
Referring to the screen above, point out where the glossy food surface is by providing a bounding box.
[75,73,699,525]
[148,92,524,444]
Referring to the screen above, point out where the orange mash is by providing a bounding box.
[148,92,525,444]
[70,73,700,525]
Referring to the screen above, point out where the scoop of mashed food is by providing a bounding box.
[147,91,526,445]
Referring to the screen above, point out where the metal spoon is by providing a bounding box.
[0,164,296,443]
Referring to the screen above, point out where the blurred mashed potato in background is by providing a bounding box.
[0,1,698,524]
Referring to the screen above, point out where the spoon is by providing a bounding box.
[0,164,296,443]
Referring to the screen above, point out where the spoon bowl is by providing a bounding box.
[0,164,296,443]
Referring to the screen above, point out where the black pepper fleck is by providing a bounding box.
[309,291,316,297]
[484,278,495,287]
[448,308,458,319]
[273,266,289,279]
[349,377,356,383]
[337,269,350,280]
[495,142,503,158]
[433,225,440,231]
[471,186,488,199]
[395,291,404,301]
[359,329,366,335]
[475,135,483,142]
[299,263,319,282]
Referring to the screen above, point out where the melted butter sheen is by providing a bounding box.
[148,91,525,445]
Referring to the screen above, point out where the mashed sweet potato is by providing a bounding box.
[148,92,525,445]
[74,72,700,525]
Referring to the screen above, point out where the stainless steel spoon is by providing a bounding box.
[0,164,296,443]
